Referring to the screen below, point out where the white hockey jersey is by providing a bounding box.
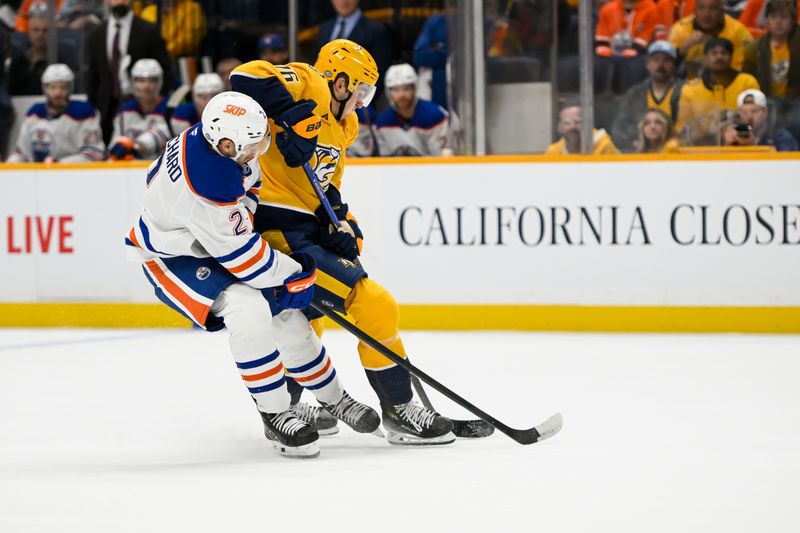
[125,123,300,290]
[7,100,105,162]
[111,96,171,160]
[375,99,450,157]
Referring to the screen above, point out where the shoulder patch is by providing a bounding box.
[26,103,48,118]
[183,125,246,205]
[413,100,447,129]
[65,100,97,121]
[376,108,402,128]
[172,102,198,123]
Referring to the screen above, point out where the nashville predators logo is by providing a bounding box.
[311,143,341,189]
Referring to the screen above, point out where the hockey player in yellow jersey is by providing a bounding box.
[230,39,455,445]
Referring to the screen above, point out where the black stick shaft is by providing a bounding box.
[312,301,529,442]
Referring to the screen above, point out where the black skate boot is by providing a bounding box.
[382,401,455,446]
[320,390,381,434]
[259,409,320,459]
[291,401,340,436]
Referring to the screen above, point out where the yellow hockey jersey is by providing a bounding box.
[231,61,360,215]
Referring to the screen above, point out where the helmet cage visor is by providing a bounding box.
[352,82,377,107]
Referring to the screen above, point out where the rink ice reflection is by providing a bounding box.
[1,328,799,532]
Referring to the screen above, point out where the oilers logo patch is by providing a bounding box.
[196,266,211,280]
[311,143,341,189]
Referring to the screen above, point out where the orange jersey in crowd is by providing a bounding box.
[655,0,695,28]
[15,0,64,32]
[595,0,664,57]
[739,0,800,37]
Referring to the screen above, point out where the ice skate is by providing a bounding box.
[382,401,456,446]
[320,390,381,434]
[291,401,340,436]
[259,409,320,459]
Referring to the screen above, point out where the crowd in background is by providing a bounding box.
[1,0,800,163]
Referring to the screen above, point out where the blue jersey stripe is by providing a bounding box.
[304,369,337,391]
[216,233,260,264]
[236,350,280,369]
[285,348,325,374]
[237,248,275,282]
[248,375,286,394]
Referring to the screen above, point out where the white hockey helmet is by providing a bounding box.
[193,73,225,98]
[385,63,418,89]
[131,58,163,94]
[201,91,270,162]
[41,63,75,93]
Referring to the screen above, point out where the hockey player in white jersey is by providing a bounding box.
[169,73,224,135]
[125,92,380,458]
[375,63,450,157]
[7,64,105,163]
[108,59,171,161]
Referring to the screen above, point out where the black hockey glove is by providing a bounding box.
[315,187,363,261]
[275,99,321,167]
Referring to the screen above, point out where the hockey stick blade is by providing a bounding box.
[314,301,562,446]
[451,419,495,438]
[410,374,493,438]
[506,412,563,445]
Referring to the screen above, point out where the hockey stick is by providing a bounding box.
[303,163,494,438]
[302,161,496,438]
[311,301,562,445]
[300,163,561,444]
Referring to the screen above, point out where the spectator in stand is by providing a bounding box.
[611,40,686,151]
[8,2,49,95]
[742,0,800,99]
[718,109,759,146]
[107,58,170,161]
[258,32,289,64]
[634,108,681,152]
[656,0,695,28]
[595,0,663,91]
[678,37,760,144]
[316,0,391,88]
[86,0,173,144]
[668,0,753,79]
[216,57,242,91]
[169,72,224,135]
[58,0,103,29]
[413,11,447,108]
[737,88,798,149]
[739,0,800,38]
[545,104,620,155]
[7,64,105,162]
[159,0,206,59]
[375,64,450,157]
[15,0,63,31]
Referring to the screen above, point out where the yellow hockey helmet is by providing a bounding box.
[315,39,379,106]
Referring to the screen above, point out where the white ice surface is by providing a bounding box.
[1,329,799,532]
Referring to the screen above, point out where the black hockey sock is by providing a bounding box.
[365,365,412,408]
[285,376,304,405]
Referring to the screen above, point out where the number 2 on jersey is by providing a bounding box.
[229,210,248,236]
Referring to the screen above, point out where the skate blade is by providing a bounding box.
[385,430,456,446]
[270,441,320,459]
[318,426,340,437]
[370,427,385,438]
